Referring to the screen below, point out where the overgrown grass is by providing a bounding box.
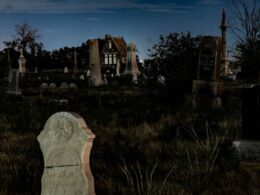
[0,87,253,194]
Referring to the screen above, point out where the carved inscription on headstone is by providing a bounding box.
[38,112,96,195]
[198,37,218,81]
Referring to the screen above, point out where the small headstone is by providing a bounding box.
[40,83,48,89]
[49,83,57,89]
[60,82,68,89]
[38,112,96,195]
[64,67,69,73]
[80,75,85,80]
[69,83,78,90]
[7,69,21,95]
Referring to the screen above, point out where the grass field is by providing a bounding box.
[0,86,255,194]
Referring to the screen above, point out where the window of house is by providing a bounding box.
[113,54,117,64]
[109,54,112,64]
[108,41,112,49]
[104,54,108,64]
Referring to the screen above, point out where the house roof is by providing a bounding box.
[111,36,127,57]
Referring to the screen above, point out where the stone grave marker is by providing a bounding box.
[198,36,220,81]
[233,85,260,193]
[7,69,21,95]
[38,112,96,195]
[233,85,260,161]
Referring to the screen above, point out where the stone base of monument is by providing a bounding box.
[233,140,260,161]
[191,95,222,109]
[6,90,22,95]
[192,80,223,96]
[234,142,260,194]
[192,80,223,109]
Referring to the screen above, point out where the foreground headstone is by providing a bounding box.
[38,112,96,195]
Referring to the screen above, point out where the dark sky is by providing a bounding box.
[0,0,234,59]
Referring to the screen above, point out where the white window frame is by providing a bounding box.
[104,54,108,64]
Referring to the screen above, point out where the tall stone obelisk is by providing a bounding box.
[220,8,229,76]
[89,39,103,86]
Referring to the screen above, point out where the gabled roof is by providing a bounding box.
[111,36,127,57]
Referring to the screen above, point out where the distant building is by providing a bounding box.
[6,35,141,94]
[88,35,141,86]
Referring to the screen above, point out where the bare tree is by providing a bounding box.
[229,0,260,79]
[229,0,260,47]
[4,22,43,56]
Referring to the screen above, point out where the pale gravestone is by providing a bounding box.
[7,69,21,95]
[38,112,96,195]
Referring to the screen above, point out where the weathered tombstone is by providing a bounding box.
[233,86,260,195]
[192,36,223,109]
[233,85,260,161]
[64,67,69,73]
[38,112,96,195]
[7,69,21,95]
[192,36,223,95]
[198,36,221,81]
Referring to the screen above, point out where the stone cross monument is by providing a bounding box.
[122,43,141,83]
[18,46,26,74]
[38,112,96,195]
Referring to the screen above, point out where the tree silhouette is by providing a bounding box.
[147,32,200,87]
[230,0,260,79]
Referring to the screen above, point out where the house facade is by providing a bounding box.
[89,35,140,86]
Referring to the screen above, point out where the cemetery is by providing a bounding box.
[0,5,260,195]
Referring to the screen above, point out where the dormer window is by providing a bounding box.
[108,41,112,49]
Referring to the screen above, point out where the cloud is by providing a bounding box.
[0,0,195,14]
[86,17,101,21]
[198,0,225,5]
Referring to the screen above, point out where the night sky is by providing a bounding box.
[0,0,234,59]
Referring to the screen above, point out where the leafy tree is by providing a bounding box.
[146,32,200,87]
[49,43,89,71]
[230,0,260,79]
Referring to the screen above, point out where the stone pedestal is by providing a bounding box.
[233,140,260,161]
[192,80,223,96]
[38,112,96,195]
[18,55,26,74]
